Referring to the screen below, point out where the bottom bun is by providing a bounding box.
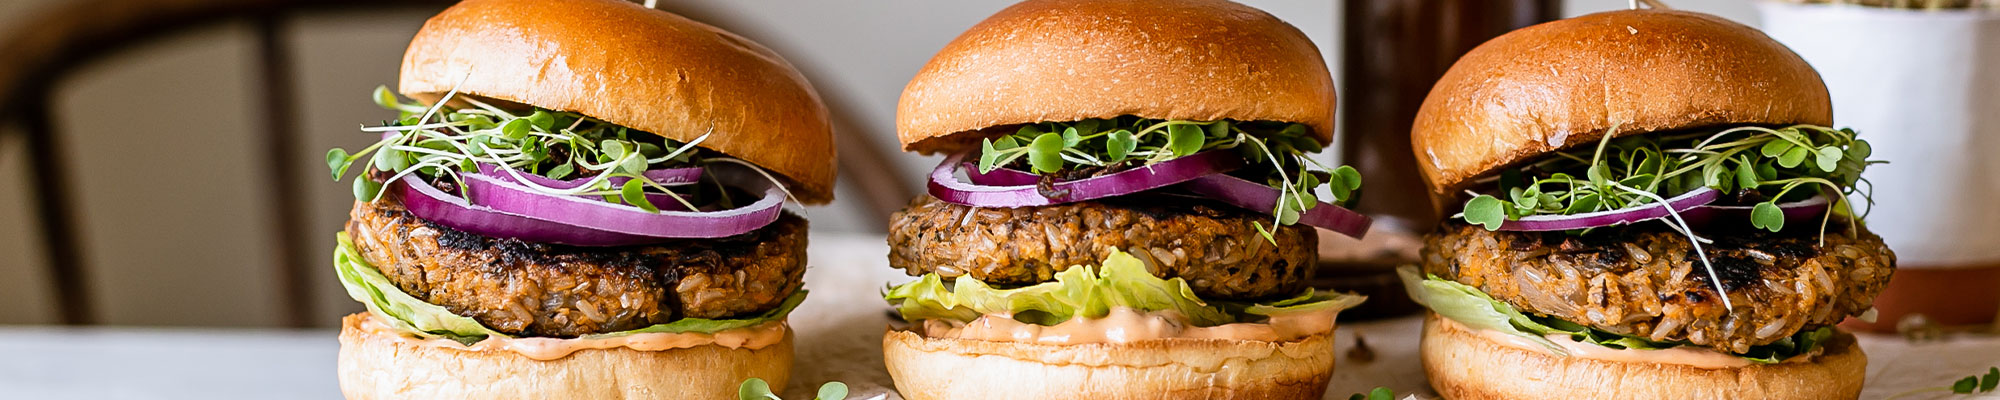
[337,313,792,400]
[1421,313,1865,400]
[882,328,1335,400]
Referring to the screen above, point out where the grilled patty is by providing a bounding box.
[887,195,1317,300]
[1422,221,1894,353]
[345,198,807,337]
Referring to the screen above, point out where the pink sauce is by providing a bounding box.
[359,313,786,361]
[919,307,1336,344]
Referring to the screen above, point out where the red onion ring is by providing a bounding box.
[395,166,783,246]
[1182,174,1373,239]
[1684,194,1832,230]
[1496,187,1721,231]
[475,164,700,211]
[477,163,700,190]
[928,150,1243,207]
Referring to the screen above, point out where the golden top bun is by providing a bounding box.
[399,0,836,203]
[1421,314,1865,400]
[1410,9,1831,195]
[336,313,794,400]
[896,0,1336,154]
[882,329,1336,400]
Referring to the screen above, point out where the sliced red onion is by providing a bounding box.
[477,163,700,190]
[475,164,700,211]
[928,150,1243,207]
[395,166,782,246]
[1496,187,1721,231]
[1183,174,1373,239]
[1685,194,1832,230]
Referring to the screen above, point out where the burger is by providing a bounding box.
[1404,9,1894,399]
[322,0,834,398]
[879,0,1370,398]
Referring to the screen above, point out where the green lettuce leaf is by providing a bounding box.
[885,248,1363,327]
[334,232,803,345]
[1397,265,1832,363]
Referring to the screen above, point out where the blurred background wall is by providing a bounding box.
[0,0,1757,328]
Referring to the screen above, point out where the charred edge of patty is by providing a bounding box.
[348,197,807,337]
[887,194,1318,300]
[1421,220,1894,353]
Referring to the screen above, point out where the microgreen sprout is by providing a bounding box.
[1455,125,1878,312]
[738,378,848,400]
[1458,124,1881,242]
[327,86,718,212]
[1886,366,2000,399]
[1347,387,1397,400]
[976,117,1361,243]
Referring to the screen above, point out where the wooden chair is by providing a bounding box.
[0,0,916,327]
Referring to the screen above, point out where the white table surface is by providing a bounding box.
[4,233,1999,399]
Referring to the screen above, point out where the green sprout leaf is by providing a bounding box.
[370,86,401,111]
[1751,201,1785,232]
[1106,130,1137,161]
[326,148,351,180]
[738,378,779,400]
[1061,126,1081,147]
[1984,367,2000,392]
[525,110,556,131]
[1760,139,1793,157]
[546,163,574,180]
[1815,146,1843,172]
[1028,132,1064,174]
[351,177,382,202]
[1463,195,1507,230]
[1734,159,1760,190]
[621,180,658,213]
[978,138,1003,172]
[1166,123,1203,157]
[1778,146,1809,168]
[816,381,848,400]
[501,119,532,141]
[1955,376,1978,394]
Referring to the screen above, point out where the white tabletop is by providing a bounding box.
[3,233,1998,399]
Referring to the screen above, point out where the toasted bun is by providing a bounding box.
[882,329,1334,400]
[399,0,835,203]
[896,0,1335,154]
[1410,9,1831,195]
[1420,314,1865,400]
[337,313,793,400]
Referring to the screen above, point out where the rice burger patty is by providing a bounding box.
[881,0,1370,399]
[346,199,809,337]
[322,0,835,398]
[888,195,1318,300]
[1403,9,1893,399]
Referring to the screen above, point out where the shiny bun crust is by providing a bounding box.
[399,0,836,203]
[896,0,1335,154]
[1421,314,1865,400]
[882,329,1335,400]
[337,313,793,400]
[1410,9,1831,194]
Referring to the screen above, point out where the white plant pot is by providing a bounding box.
[1759,2,2000,269]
